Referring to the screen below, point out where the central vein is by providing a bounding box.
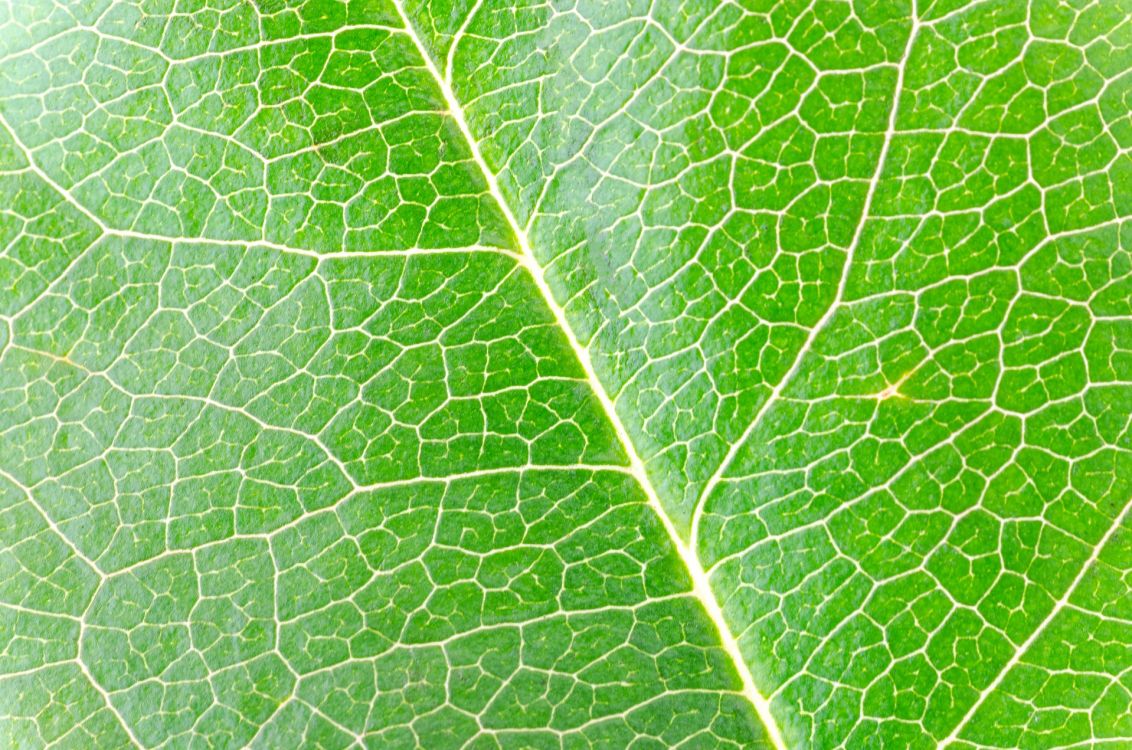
[386,2,790,748]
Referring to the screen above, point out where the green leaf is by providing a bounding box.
[0,1,1129,749]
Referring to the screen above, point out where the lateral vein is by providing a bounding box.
[940,494,1132,747]
[688,15,923,550]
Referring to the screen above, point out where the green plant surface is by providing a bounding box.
[0,1,1130,748]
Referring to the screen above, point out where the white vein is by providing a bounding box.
[385,1,790,747]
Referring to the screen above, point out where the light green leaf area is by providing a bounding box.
[0,1,1130,750]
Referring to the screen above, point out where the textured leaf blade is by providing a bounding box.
[3,0,1132,748]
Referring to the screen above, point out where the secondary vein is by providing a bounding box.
[688,14,924,553]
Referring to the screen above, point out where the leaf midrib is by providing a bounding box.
[386,2,789,747]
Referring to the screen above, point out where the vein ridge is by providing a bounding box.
[386,2,790,747]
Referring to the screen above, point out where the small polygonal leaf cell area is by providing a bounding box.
[0,0,1130,749]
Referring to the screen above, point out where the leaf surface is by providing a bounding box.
[0,1,1130,749]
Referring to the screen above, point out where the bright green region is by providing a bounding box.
[951,519,1132,750]
[406,0,1132,748]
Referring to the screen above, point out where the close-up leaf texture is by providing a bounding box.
[1,0,1130,748]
